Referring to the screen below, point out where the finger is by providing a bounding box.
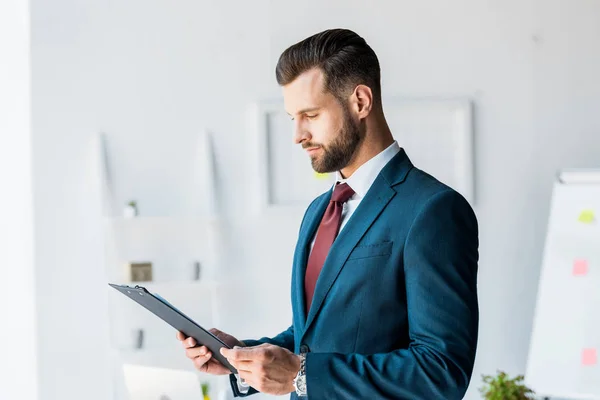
[220,346,247,361]
[184,337,197,348]
[230,360,254,373]
[221,344,269,362]
[186,346,209,359]
[176,331,186,341]
[206,357,224,368]
[204,353,234,375]
[194,353,212,371]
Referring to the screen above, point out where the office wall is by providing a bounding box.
[29,0,600,399]
[0,1,38,399]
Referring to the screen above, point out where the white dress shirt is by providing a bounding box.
[310,141,401,251]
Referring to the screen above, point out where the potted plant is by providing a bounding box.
[201,382,210,400]
[123,200,138,218]
[479,370,535,400]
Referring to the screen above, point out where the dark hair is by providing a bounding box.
[275,28,381,104]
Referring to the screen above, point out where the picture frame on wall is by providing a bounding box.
[247,100,336,214]
[383,97,475,204]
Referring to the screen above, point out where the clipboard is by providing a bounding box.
[108,283,239,374]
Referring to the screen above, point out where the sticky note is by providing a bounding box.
[314,171,329,180]
[578,210,595,224]
[573,259,589,276]
[582,348,597,366]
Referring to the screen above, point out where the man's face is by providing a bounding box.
[283,68,363,174]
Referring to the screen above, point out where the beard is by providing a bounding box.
[306,108,363,174]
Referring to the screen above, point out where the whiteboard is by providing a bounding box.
[525,170,600,399]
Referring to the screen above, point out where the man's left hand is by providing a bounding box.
[220,343,301,395]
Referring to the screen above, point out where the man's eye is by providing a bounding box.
[306,114,318,119]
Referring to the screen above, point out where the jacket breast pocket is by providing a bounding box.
[346,241,393,261]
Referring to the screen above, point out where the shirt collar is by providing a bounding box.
[335,141,401,199]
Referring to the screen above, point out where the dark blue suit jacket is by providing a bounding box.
[231,149,479,399]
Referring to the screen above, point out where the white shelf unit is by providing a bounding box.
[95,132,227,399]
[104,216,223,284]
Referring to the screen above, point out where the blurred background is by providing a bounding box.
[2,0,600,399]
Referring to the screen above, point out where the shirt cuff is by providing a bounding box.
[235,374,250,395]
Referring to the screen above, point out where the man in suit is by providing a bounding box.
[177,28,479,399]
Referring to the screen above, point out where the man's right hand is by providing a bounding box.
[176,328,244,375]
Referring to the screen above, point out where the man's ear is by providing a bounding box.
[350,84,373,119]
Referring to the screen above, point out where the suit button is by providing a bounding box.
[300,344,309,353]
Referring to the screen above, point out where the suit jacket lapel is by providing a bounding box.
[302,176,396,336]
[301,148,414,337]
[292,191,331,336]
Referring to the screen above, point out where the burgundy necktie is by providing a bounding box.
[305,182,355,312]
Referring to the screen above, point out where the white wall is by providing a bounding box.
[29,0,600,399]
[0,1,38,399]
[30,1,113,397]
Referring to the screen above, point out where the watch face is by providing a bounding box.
[297,377,307,392]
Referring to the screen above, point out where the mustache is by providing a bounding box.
[302,142,322,150]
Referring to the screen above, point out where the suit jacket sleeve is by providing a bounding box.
[241,325,295,350]
[305,189,479,400]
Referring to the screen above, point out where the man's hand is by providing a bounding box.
[220,343,301,396]
[176,328,244,375]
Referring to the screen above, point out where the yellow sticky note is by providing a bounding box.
[314,171,329,180]
[578,210,595,224]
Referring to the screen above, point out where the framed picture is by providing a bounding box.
[383,97,475,204]
[248,100,335,214]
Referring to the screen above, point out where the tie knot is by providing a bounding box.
[331,182,355,204]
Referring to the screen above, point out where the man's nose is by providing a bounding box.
[293,120,311,145]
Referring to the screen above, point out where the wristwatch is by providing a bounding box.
[293,353,307,397]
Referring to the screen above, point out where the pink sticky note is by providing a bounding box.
[582,348,597,366]
[573,259,589,276]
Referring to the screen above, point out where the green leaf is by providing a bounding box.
[478,370,535,399]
